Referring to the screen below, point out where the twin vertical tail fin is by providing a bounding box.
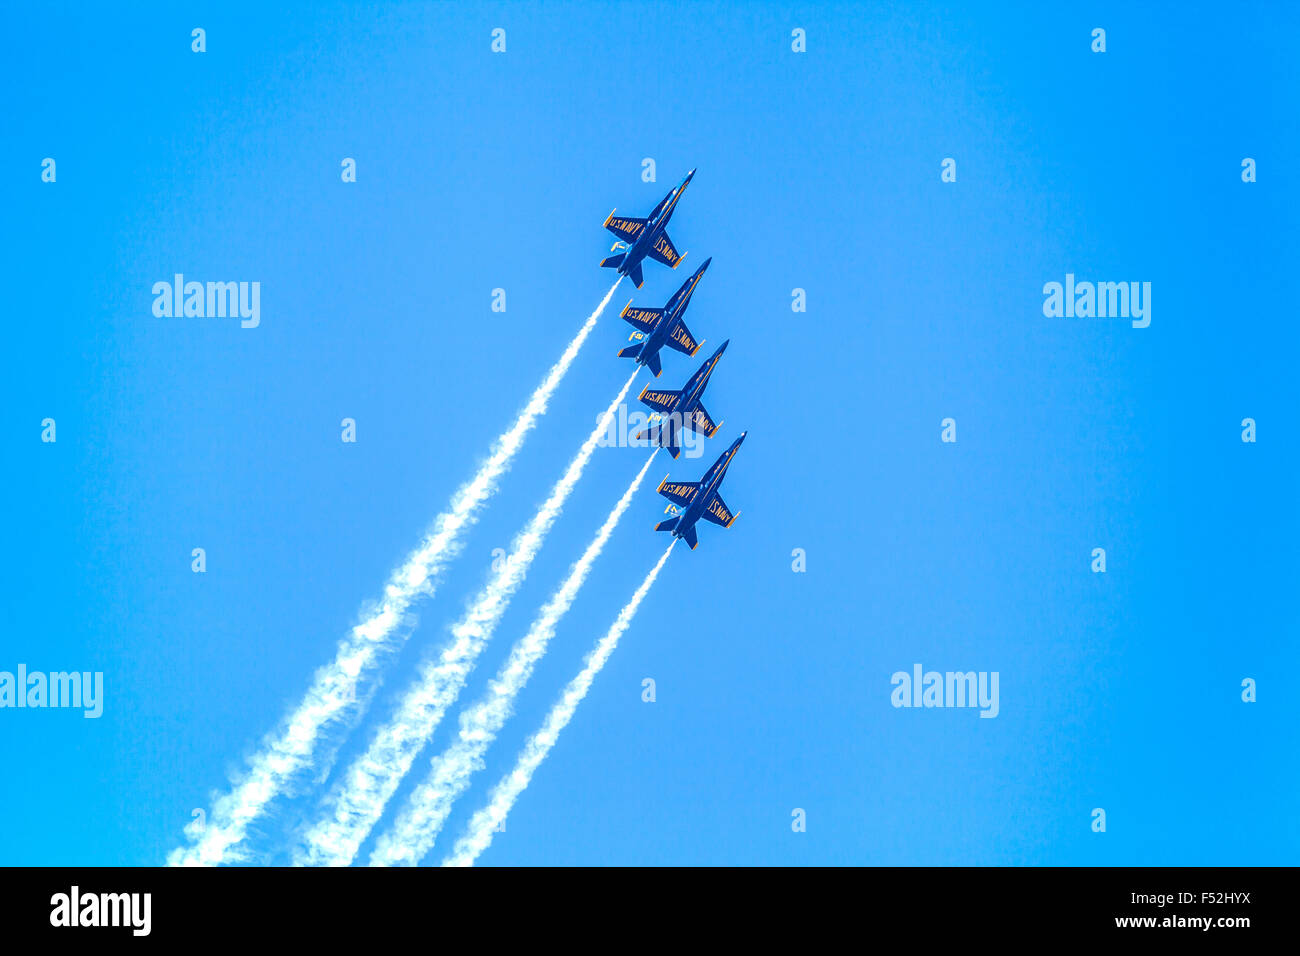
[653,517,697,549]
[617,343,661,377]
[598,253,642,287]
[636,418,681,457]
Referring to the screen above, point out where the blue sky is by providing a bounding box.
[3,1,1296,865]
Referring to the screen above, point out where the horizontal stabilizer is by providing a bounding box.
[628,261,644,289]
[644,348,662,378]
[635,427,682,459]
[600,253,626,270]
[636,419,682,458]
[681,524,699,550]
[654,517,679,533]
[618,342,643,360]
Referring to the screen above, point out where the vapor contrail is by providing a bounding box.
[370,449,660,866]
[443,540,677,867]
[169,280,621,867]
[296,369,641,866]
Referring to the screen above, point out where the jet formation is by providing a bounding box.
[599,169,746,550]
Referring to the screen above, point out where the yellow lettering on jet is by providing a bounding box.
[654,237,679,263]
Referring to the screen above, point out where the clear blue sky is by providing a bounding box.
[4,1,1296,865]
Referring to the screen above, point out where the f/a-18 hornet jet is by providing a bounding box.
[600,168,695,289]
[616,257,710,378]
[654,431,746,550]
[636,340,729,459]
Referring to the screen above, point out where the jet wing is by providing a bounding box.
[647,232,685,268]
[604,213,646,244]
[700,490,739,528]
[638,386,680,414]
[621,302,664,333]
[665,317,702,356]
[657,477,700,508]
[688,403,721,438]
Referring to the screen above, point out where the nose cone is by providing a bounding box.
[697,257,712,275]
[737,431,747,444]
[713,339,730,358]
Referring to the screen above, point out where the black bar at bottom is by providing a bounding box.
[0,866,1275,941]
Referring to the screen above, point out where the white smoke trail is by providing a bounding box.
[168,280,621,867]
[442,540,677,867]
[370,449,661,866]
[296,369,641,866]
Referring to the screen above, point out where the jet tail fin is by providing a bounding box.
[654,517,679,533]
[600,253,626,270]
[636,419,681,457]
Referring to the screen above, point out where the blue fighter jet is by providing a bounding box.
[654,431,746,550]
[600,168,695,289]
[616,257,710,378]
[636,340,729,458]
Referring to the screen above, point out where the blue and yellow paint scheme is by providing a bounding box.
[616,257,710,378]
[635,340,728,458]
[654,431,746,550]
[599,168,695,289]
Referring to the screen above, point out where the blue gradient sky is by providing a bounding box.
[4,1,1296,865]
